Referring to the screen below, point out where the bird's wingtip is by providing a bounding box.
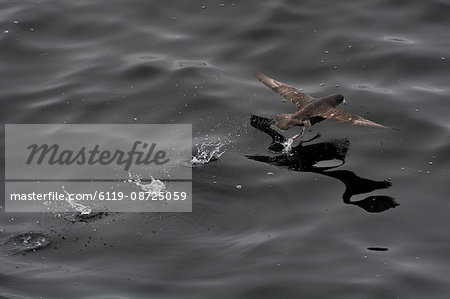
[253,71,261,77]
[380,124,399,130]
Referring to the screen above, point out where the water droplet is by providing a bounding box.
[220,3,225,7]
[348,45,352,48]
[428,161,433,165]
[201,5,206,9]
[418,170,422,173]
[426,171,430,174]
[13,20,19,24]
[30,28,35,31]
[235,185,242,189]
[415,109,419,112]
[325,50,329,54]
[401,167,405,170]
[320,60,324,63]
[335,84,340,88]
[4,30,9,34]
[191,140,228,165]
[282,138,294,154]
[320,83,325,87]
[442,57,446,61]
[267,172,274,175]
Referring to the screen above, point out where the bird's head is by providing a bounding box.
[327,94,346,107]
[337,94,347,105]
[323,94,347,107]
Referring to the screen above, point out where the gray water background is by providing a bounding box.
[0,0,449,298]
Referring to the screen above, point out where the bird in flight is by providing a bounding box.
[254,72,391,139]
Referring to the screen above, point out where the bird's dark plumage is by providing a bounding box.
[254,72,390,132]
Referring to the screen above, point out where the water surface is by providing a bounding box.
[1,0,449,298]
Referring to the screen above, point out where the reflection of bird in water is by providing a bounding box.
[248,114,399,213]
[317,170,398,213]
[254,72,390,139]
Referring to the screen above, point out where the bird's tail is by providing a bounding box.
[274,113,296,130]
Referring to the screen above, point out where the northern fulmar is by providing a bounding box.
[255,72,390,139]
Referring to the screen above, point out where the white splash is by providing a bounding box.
[282,137,294,154]
[62,186,92,215]
[191,139,228,165]
[128,173,166,192]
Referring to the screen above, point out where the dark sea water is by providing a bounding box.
[1,0,449,298]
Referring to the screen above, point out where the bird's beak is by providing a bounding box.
[343,99,347,105]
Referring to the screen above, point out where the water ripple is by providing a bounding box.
[1,232,52,255]
[383,36,415,44]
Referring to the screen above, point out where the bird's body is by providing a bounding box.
[254,72,390,136]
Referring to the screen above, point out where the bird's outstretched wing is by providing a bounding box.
[319,108,390,129]
[254,72,314,110]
